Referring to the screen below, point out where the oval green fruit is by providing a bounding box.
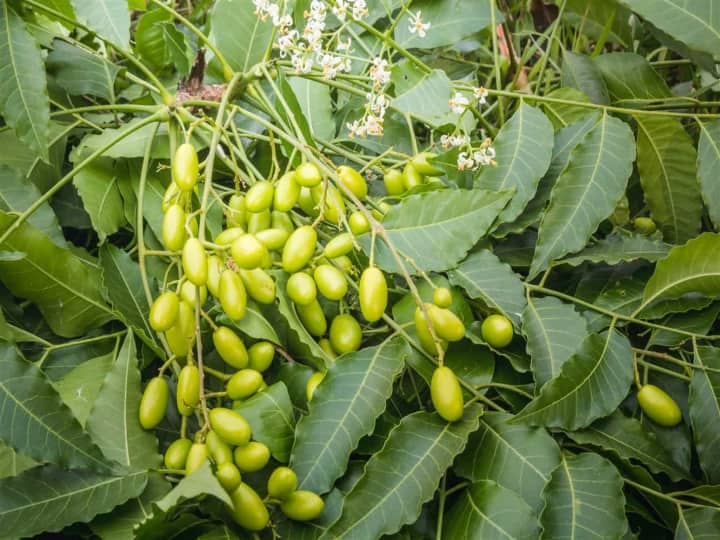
[248,341,274,372]
[231,234,267,270]
[233,441,271,472]
[431,366,464,422]
[255,228,289,251]
[149,291,179,332]
[287,272,317,306]
[359,267,387,323]
[162,181,187,212]
[216,462,242,492]
[480,314,513,348]
[227,369,264,400]
[297,187,318,216]
[637,384,682,427]
[215,227,245,246]
[229,483,269,531]
[267,467,298,499]
[427,305,465,342]
[411,151,444,176]
[332,255,353,274]
[348,211,370,235]
[176,364,200,416]
[319,338,337,360]
[324,233,354,258]
[336,165,368,200]
[162,204,187,251]
[306,372,325,401]
[271,210,295,233]
[227,194,247,229]
[295,162,322,187]
[312,185,346,224]
[314,264,347,300]
[402,162,424,189]
[283,226,317,273]
[213,326,248,369]
[206,255,224,298]
[238,268,276,304]
[329,314,362,355]
[139,376,169,429]
[173,143,199,191]
[164,437,192,470]
[297,299,327,337]
[281,490,325,521]
[383,169,405,196]
[185,442,209,475]
[165,301,195,356]
[206,430,234,466]
[209,408,252,446]
[414,306,447,355]
[274,172,300,211]
[180,281,207,308]
[247,209,272,234]
[219,270,247,320]
[634,216,657,235]
[245,181,274,213]
[432,287,452,308]
[182,238,208,286]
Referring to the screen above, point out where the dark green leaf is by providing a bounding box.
[594,53,672,104]
[560,233,671,267]
[47,39,120,101]
[73,158,127,242]
[391,69,470,129]
[0,440,36,480]
[675,507,720,539]
[697,119,720,230]
[690,345,720,483]
[53,351,114,426]
[562,51,610,105]
[210,0,273,72]
[540,87,595,129]
[70,0,130,49]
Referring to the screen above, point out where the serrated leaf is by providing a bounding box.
[219,302,280,344]
[321,407,482,539]
[647,303,720,348]
[448,249,526,328]
[562,51,610,105]
[86,331,160,471]
[583,276,645,332]
[475,103,554,225]
[690,345,720,484]
[0,212,113,337]
[47,39,120,101]
[134,8,171,69]
[697,119,720,230]
[454,412,560,511]
[210,0,273,72]
[444,480,540,540]
[358,189,512,274]
[234,382,295,463]
[291,337,407,494]
[530,113,635,277]
[636,115,702,243]
[161,23,192,77]
[71,0,130,49]
[0,4,50,160]
[0,466,146,538]
[288,77,335,140]
[560,233,672,267]
[540,453,628,539]
[676,507,720,539]
[565,411,687,481]
[522,296,589,389]
[53,351,114,426]
[512,329,633,430]
[0,440,35,480]
[594,52,673,104]
[0,344,114,472]
[74,158,127,242]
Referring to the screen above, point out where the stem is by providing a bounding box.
[436,475,447,540]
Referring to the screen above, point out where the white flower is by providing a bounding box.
[347,119,366,138]
[474,86,488,105]
[364,114,383,136]
[319,53,351,79]
[369,56,391,87]
[352,0,369,19]
[408,10,431,38]
[449,92,470,114]
[440,134,469,149]
[473,146,496,166]
[336,37,352,51]
[332,0,349,20]
[457,152,475,171]
[367,92,389,115]
[291,52,314,73]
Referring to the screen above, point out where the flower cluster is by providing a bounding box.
[440,134,470,149]
[448,87,490,115]
[457,138,497,171]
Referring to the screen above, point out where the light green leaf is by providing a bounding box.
[0,212,113,337]
[540,87,595,129]
[675,507,720,539]
[0,466,146,538]
[454,412,561,511]
[210,0,273,72]
[0,440,36,480]
[623,0,720,58]
[0,4,50,160]
[513,329,634,430]
[161,22,192,77]
[530,112,635,277]
[276,488,344,540]
[560,233,672,267]
[0,344,113,472]
[444,480,540,540]
[448,249,527,328]
[74,158,127,242]
[71,0,130,49]
[87,332,160,471]
[291,337,407,494]
[475,103,554,225]
[134,8,170,69]
[358,189,512,274]
[288,77,335,140]
[53,352,114,426]
[564,0,632,47]
[234,382,295,463]
[540,453,628,539]
[561,51,610,105]
[522,296,589,389]
[47,39,120,101]
[219,302,280,344]
[697,119,720,229]
[565,411,687,481]
[72,118,173,160]
[636,115,702,243]
[321,407,482,539]
[690,345,720,484]
[594,52,673,104]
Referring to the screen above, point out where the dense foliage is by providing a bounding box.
[3,0,720,538]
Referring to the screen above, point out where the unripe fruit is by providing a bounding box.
[306,372,325,401]
[325,233,354,258]
[247,209,272,234]
[229,483,269,531]
[312,185,346,224]
[164,438,192,470]
[227,369,264,400]
[431,366,464,422]
[383,169,405,195]
[182,238,208,286]
[283,226,317,273]
[219,270,247,320]
[297,299,327,337]
[238,268,276,304]
[180,281,207,308]
[245,181,274,213]
[314,264,348,300]
[162,204,187,251]
[255,228,290,251]
[213,326,249,369]
[359,267,387,322]
[227,194,247,229]
[173,143,199,191]
[348,211,370,235]
[414,306,447,355]
[139,376,169,429]
[295,162,322,187]
[149,291,179,332]
[162,181,187,212]
[216,462,242,492]
[215,227,245,246]
[274,172,301,211]
[298,187,319,216]
[185,442,209,475]
[332,255,353,274]
[319,338,337,360]
[281,490,325,521]
[480,314,513,348]
[402,162,424,189]
[329,314,362,355]
[233,441,271,472]
[432,287,452,308]
[427,305,465,342]
[411,152,444,176]
[336,165,368,200]
[271,210,295,233]
[634,216,657,235]
[287,272,317,306]
[209,408,252,446]
[249,342,275,372]
[267,467,298,499]
[176,364,200,416]
[637,384,682,427]
[165,300,195,356]
[206,255,224,297]
[231,234,267,270]
[206,430,234,466]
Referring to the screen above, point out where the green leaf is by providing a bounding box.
[564,0,632,48]
[219,302,280,344]
[47,39,120,101]
[53,351,114,426]
[0,440,36,480]
[623,0,720,58]
[86,331,160,471]
[642,233,720,312]
[0,212,113,337]
[444,480,539,539]
[565,411,687,480]
[291,337,407,494]
[161,22,192,77]
[321,407,481,539]
[561,51,610,105]
[540,87,595,129]
[594,52,672,104]
[522,296,589,389]
[475,103,554,225]
[288,77,335,141]
[636,115,702,243]
[73,158,127,242]
[559,233,672,267]
[676,507,720,539]
[210,0,273,72]
[276,488,344,540]
[0,466,146,538]
[454,412,561,511]
[234,382,295,463]
[134,8,171,69]
[690,345,720,484]
[530,112,635,277]
[697,119,720,230]
[0,344,113,472]
[394,0,500,49]
[0,4,50,160]
[357,189,512,274]
[540,453,628,539]
[448,249,526,328]
[70,0,130,49]
[72,118,173,160]
[100,244,161,354]
[512,329,634,430]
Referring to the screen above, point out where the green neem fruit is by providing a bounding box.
[298,187,319,216]
[402,162,424,189]
[245,181,275,213]
[247,209,272,234]
[296,299,327,337]
[149,291,179,332]
[431,366,464,422]
[274,172,301,211]
[227,369,264,400]
[319,338,337,360]
[216,462,242,492]
[229,483,269,531]
[427,305,466,342]
[637,384,682,427]
[306,372,325,401]
[185,442,209,475]
[206,430,234,466]
[287,272,317,306]
[480,314,513,348]
[215,227,245,246]
[233,441,271,472]
[329,314,362,355]
[634,216,657,235]
[182,238,208,286]
[432,287,452,308]
[282,226,317,273]
[248,341,275,372]
[213,326,249,369]
[414,306,447,355]
[227,194,247,229]
[162,181,187,212]
[324,233,354,258]
[255,227,290,251]
[313,264,347,300]
[162,204,187,251]
[173,143,199,191]
[165,301,195,357]
[332,255,353,274]
[139,376,169,429]
[238,268,276,304]
[311,184,346,224]
[281,490,325,521]
[336,165,368,200]
[231,234,267,270]
[411,151,444,176]
[271,210,295,233]
[180,281,207,308]
[209,408,252,446]
[267,467,298,499]
[206,255,224,297]
[219,270,247,320]
[295,162,322,187]
[383,169,405,195]
[359,267,387,323]
[164,438,192,470]
[176,364,200,416]
[348,211,370,235]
